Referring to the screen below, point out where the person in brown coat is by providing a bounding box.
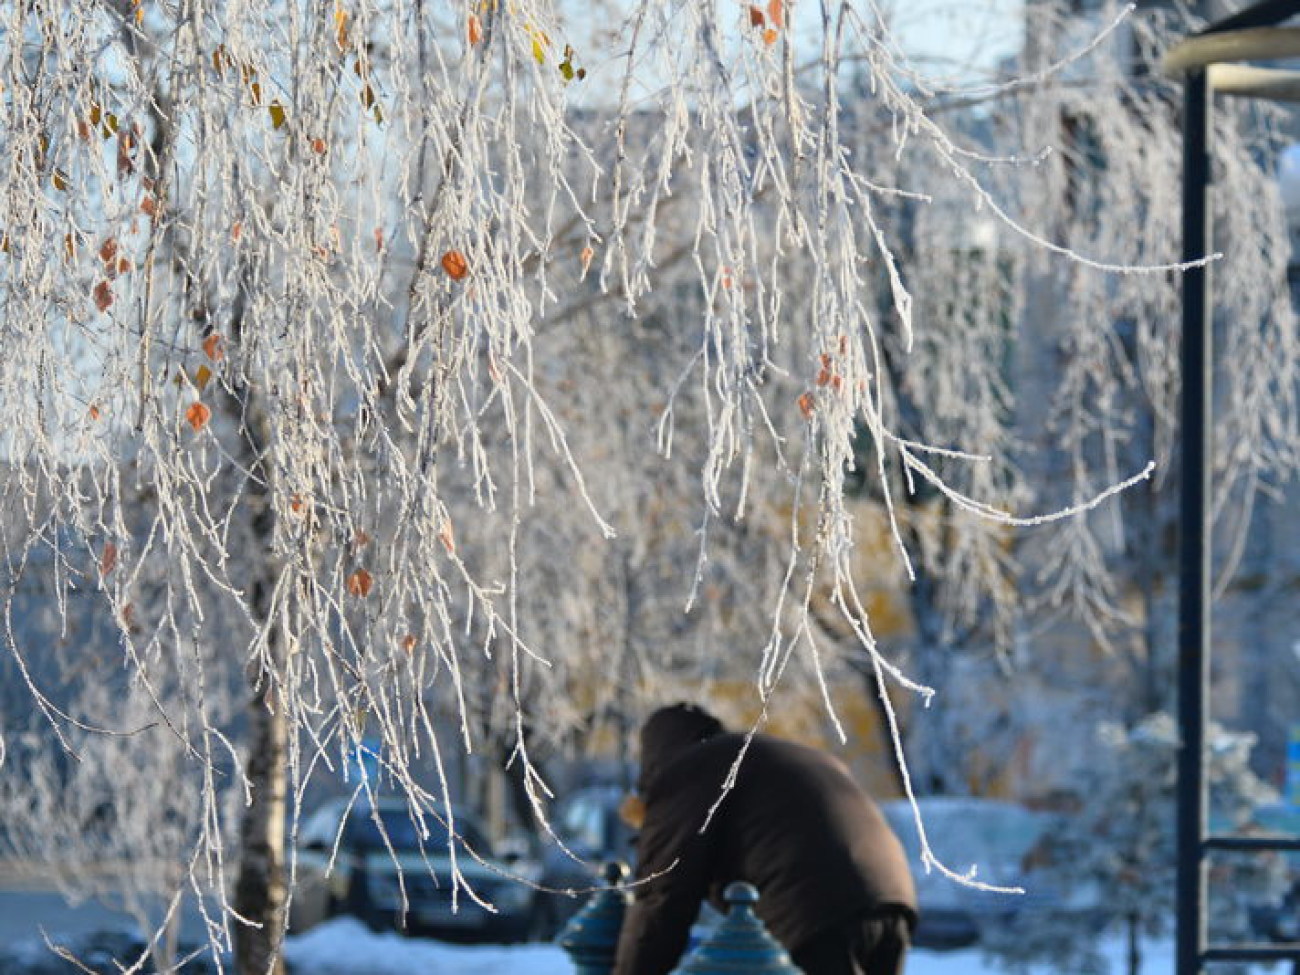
[612,703,918,975]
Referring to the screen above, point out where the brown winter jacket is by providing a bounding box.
[611,720,917,975]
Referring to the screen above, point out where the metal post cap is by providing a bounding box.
[557,861,632,975]
[669,882,805,974]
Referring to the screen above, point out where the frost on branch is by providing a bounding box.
[0,0,1297,967]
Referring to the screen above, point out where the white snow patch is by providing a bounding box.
[283,918,574,975]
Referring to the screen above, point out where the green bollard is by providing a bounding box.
[669,882,804,974]
[557,861,631,975]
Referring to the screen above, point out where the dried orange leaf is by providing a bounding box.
[99,238,118,264]
[440,249,469,280]
[401,634,417,654]
[185,400,211,432]
[346,568,373,597]
[579,244,594,278]
[140,195,157,218]
[373,227,384,251]
[289,494,305,514]
[763,27,779,45]
[88,403,102,421]
[311,137,327,155]
[797,391,815,419]
[202,333,224,361]
[231,221,243,242]
[93,280,114,312]
[767,0,785,28]
[438,521,455,554]
[467,13,483,45]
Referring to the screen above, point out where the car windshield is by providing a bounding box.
[885,800,1046,868]
[346,806,490,855]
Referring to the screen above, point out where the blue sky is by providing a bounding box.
[887,0,1026,80]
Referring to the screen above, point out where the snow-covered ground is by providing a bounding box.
[281,916,1225,975]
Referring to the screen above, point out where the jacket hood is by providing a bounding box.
[637,703,725,794]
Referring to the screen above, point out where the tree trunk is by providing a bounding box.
[233,658,288,975]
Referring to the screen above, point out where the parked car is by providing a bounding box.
[288,797,540,943]
[1242,802,1300,942]
[533,784,639,937]
[881,797,1073,949]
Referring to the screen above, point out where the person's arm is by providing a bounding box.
[612,787,715,975]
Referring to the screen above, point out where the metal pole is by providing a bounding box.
[1177,67,1212,975]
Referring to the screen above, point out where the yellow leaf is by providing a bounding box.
[532,36,545,64]
[195,364,213,390]
[268,101,287,129]
[52,169,69,192]
[334,6,349,49]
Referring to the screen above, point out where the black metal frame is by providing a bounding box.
[1177,3,1300,973]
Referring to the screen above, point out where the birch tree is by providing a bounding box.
[2,1,1298,974]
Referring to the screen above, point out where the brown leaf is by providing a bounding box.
[231,221,243,242]
[353,529,371,550]
[441,250,469,280]
[93,280,113,312]
[100,541,118,576]
[185,401,211,432]
[88,403,102,421]
[401,634,417,654]
[373,227,384,251]
[140,195,157,218]
[98,238,118,264]
[195,364,213,391]
[749,5,765,26]
[346,568,373,597]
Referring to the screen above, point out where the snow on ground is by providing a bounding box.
[282,917,1269,975]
